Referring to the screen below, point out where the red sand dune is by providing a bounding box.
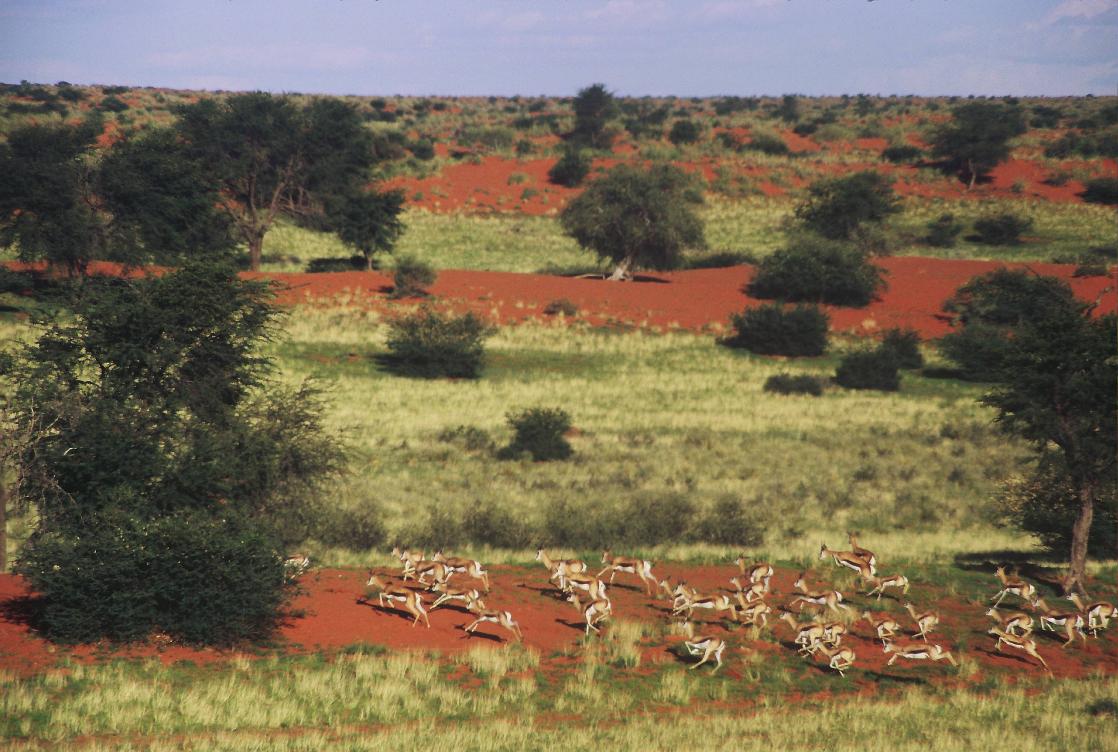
[259,257,1116,340]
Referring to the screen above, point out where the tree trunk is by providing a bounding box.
[248,234,264,272]
[365,252,374,272]
[967,159,977,191]
[1063,483,1095,596]
[608,256,634,281]
[0,478,7,573]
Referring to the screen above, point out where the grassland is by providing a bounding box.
[255,196,1115,275]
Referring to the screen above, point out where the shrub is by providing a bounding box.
[16,509,288,645]
[683,250,755,269]
[548,148,592,187]
[998,466,1116,555]
[318,503,387,550]
[744,132,790,155]
[1080,177,1118,205]
[692,497,765,546]
[747,236,886,307]
[972,212,1033,245]
[835,348,900,391]
[762,373,824,396]
[882,144,923,163]
[409,138,435,160]
[305,255,367,273]
[383,309,492,379]
[462,500,533,549]
[924,213,965,247]
[498,407,573,461]
[437,424,495,452]
[725,303,829,357]
[880,327,924,369]
[795,171,901,241]
[390,255,437,298]
[615,492,696,546]
[937,323,1014,381]
[543,298,579,316]
[668,119,702,145]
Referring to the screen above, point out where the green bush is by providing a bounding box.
[924,213,965,247]
[882,144,923,163]
[744,132,790,155]
[548,148,592,187]
[543,298,579,316]
[1080,177,1118,206]
[383,309,492,379]
[462,500,533,549]
[305,256,367,273]
[409,138,435,160]
[937,323,1013,381]
[747,236,886,307]
[880,327,924,369]
[972,212,1033,245]
[498,407,573,461]
[795,171,901,241]
[692,497,765,546]
[390,255,437,298]
[437,424,495,452]
[835,348,900,391]
[725,303,829,357]
[998,466,1116,555]
[16,509,288,645]
[318,503,387,550]
[762,373,825,396]
[668,119,702,145]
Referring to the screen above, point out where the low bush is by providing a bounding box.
[548,148,592,187]
[498,407,573,461]
[725,303,829,357]
[382,309,492,379]
[543,298,579,316]
[390,255,438,298]
[972,212,1033,245]
[835,348,900,391]
[744,132,790,155]
[668,119,702,145]
[16,509,288,645]
[747,236,886,307]
[880,327,924,369]
[763,373,825,396]
[437,424,495,452]
[305,256,367,273]
[882,144,923,163]
[683,250,755,269]
[318,503,387,550]
[692,497,765,546]
[462,500,533,549]
[1080,177,1118,206]
[924,213,964,248]
[937,323,1013,381]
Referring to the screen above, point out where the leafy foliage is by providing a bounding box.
[390,255,437,298]
[762,373,824,396]
[931,102,1027,188]
[999,467,1117,555]
[570,83,619,149]
[747,235,886,307]
[835,348,901,392]
[1079,177,1118,205]
[972,212,1033,245]
[794,171,901,241]
[498,407,573,462]
[383,309,492,379]
[560,163,705,279]
[547,148,592,187]
[924,213,965,248]
[329,188,406,270]
[725,303,829,357]
[880,327,924,370]
[668,119,702,145]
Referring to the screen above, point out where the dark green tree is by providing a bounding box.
[795,171,901,241]
[747,234,887,307]
[931,102,1027,189]
[328,188,406,270]
[570,83,619,150]
[175,93,395,270]
[559,163,705,280]
[982,299,1116,595]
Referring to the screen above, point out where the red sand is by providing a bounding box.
[2,566,1114,682]
[259,257,1116,339]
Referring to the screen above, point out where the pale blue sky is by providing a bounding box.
[1,0,1115,96]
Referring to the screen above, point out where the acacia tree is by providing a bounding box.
[982,297,1116,595]
[570,83,619,150]
[795,171,900,241]
[559,163,705,280]
[932,102,1027,190]
[329,188,406,271]
[175,93,393,271]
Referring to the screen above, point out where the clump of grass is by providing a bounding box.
[603,619,656,668]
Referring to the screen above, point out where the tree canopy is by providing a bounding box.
[559,163,705,280]
[931,102,1027,189]
[794,171,901,241]
[569,83,619,150]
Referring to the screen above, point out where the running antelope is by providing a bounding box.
[847,533,877,572]
[408,559,454,589]
[985,607,1033,636]
[365,573,430,628]
[433,551,491,592]
[815,644,856,677]
[672,590,739,622]
[902,602,939,641]
[567,593,611,635]
[779,612,828,656]
[283,553,311,579]
[819,543,875,580]
[392,547,425,578]
[883,640,957,667]
[865,573,909,601]
[1034,599,1087,648]
[989,627,1050,672]
[735,556,774,590]
[791,572,849,615]
[820,620,847,647]
[1068,594,1117,635]
[430,583,486,612]
[464,601,524,642]
[738,600,773,629]
[681,622,726,672]
[992,566,1038,607]
[599,551,657,595]
[730,576,768,606]
[564,572,610,603]
[861,611,901,646]
[536,548,588,590]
